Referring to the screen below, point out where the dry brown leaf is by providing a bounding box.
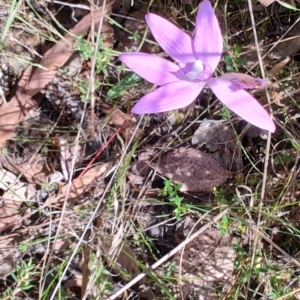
[108,108,132,127]
[269,56,291,78]
[28,2,114,96]
[45,162,112,205]
[0,1,114,146]
[0,169,36,229]
[0,153,54,184]
[104,107,142,140]
[151,148,231,192]
[0,66,40,146]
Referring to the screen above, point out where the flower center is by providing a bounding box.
[184,60,211,81]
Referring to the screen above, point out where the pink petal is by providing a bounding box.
[146,13,195,63]
[119,53,184,85]
[132,81,205,114]
[220,73,268,89]
[193,0,223,72]
[207,78,275,132]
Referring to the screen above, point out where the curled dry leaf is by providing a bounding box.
[151,148,231,192]
[0,1,114,146]
[0,153,54,184]
[45,162,113,205]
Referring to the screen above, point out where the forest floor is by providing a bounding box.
[0,0,300,299]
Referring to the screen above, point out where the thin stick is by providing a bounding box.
[89,0,96,140]
[247,0,274,295]
[247,0,273,201]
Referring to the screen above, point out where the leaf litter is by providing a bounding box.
[0,169,36,230]
[0,2,114,145]
[0,0,299,299]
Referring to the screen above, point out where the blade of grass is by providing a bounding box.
[0,0,22,44]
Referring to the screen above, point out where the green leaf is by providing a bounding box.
[11,273,17,281]
[107,73,141,100]
[173,196,182,206]
[236,58,246,65]
[21,284,35,290]
[173,207,181,219]
[220,107,231,119]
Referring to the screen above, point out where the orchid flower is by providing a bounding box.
[119,0,275,132]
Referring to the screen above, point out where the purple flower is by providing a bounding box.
[119,0,275,132]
